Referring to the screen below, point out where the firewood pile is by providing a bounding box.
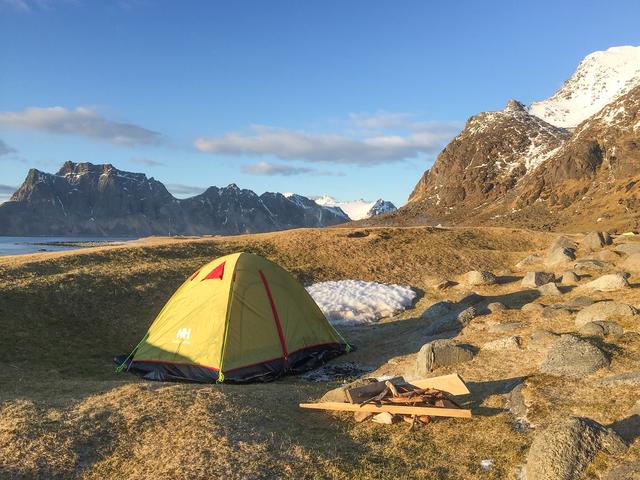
[299,373,472,426]
[357,380,460,427]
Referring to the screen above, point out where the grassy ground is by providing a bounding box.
[1,226,638,479]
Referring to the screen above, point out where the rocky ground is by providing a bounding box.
[0,226,639,479]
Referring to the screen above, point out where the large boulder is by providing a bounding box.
[549,236,578,252]
[462,270,497,286]
[583,273,630,292]
[578,321,624,338]
[622,253,640,272]
[546,247,577,266]
[522,271,555,288]
[582,231,612,251]
[540,334,609,378]
[614,243,640,256]
[482,336,520,351]
[575,301,638,327]
[538,282,562,297]
[560,270,580,285]
[524,417,627,480]
[415,339,475,375]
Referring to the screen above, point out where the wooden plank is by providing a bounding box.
[345,373,470,403]
[299,402,472,418]
[408,374,470,396]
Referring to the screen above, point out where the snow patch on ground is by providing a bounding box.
[307,280,416,324]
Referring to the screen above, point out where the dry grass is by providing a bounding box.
[1,226,638,479]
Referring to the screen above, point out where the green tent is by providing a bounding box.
[117,252,350,382]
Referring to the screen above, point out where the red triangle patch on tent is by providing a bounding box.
[202,262,225,280]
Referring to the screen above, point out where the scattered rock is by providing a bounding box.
[614,243,640,256]
[594,371,640,387]
[488,322,523,333]
[522,272,555,288]
[540,334,609,378]
[353,411,374,422]
[578,322,606,337]
[483,336,520,351]
[622,253,640,272]
[593,321,624,336]
[546,247,577,266]
[463,270,497,286]
[574,259,610,270]
[521,303,544,315]
[516,254,541,269]
[507,383,529,428]
[538,282,562,296]
[524,417,627,480]
[529,329,558,347]
[560,270,580,285]
[457,306,478,325]
[542,304,573,319]
[582,231,611,251]
[319,377,377,402]
[575,301,638,327]
[583,273,630,292]
[487,302,506,313]
[563,296,595,310]
[593,250,621,263]
[415,339,475,375]
[372,412,396,424]
[549,236,578,252]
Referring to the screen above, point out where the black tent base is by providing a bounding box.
[114,342,350,384]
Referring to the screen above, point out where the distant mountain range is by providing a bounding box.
[0,162,354,236]
[383,45,640,232]
[313,196,396,220]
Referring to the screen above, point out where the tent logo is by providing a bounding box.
[176,327,192,340]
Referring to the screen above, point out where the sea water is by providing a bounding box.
[0,236,136,256]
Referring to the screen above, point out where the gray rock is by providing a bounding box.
[457,306,477,325]
[463,270,497,286]
[540,334,609,378]
[622,252,640,272]
[508,383,529,424]
[563,296,595,310]
[578,322,606,337]
[583,273,630,292]
[583,231,611,251]
[574,259,610,271]
[538,282,562,297]
[560,270,580,285]
[546,247,577,266]
[522,271,556,288]
[487,301,506,313]
[579,320,624,338]
[614,242,640,256]
[482,336,520,351]
[415,339,475,375]
[488,322,523,333]
[542,305,573,319]
[593,250,621,263]
[575,301,637,327]
[530,329,559,346]
[521,303,545,315]
[524,417,627,480]
[549,236,578,252]
[594,371,640,387]
[515,254,542,269]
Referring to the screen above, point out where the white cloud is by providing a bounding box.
[165,183,206,196]
[195,118,460,166]
[130,156,165,167]
[242,161,342,176]
[0,106,163,146]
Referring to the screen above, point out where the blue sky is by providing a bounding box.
[1,0,639,205]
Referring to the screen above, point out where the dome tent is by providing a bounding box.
[116,252,350,383]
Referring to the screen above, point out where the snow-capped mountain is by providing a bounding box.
[529,45,640,129]
[397,46,640,231]
[313,196,397,220]
[0,162,349,236]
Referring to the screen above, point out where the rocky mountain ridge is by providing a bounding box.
[395,46,640,232]
[313,195,397,220]
[0,161,350,236]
